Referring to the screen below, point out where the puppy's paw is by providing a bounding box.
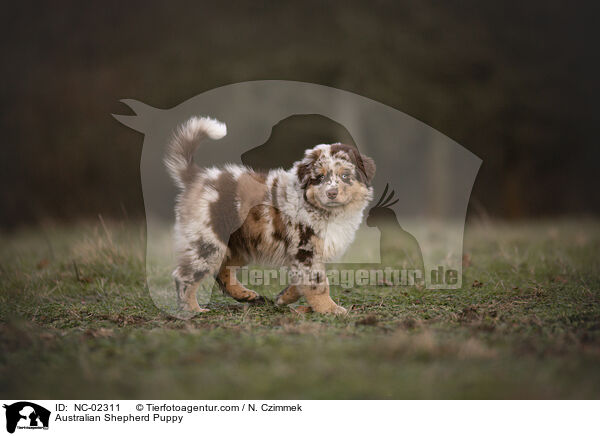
[331,304,348,316]
[275,294,289,306]
[178,302,210,315]
[312,304,347,315]
[275,286,301,306]
[291,305,313,314]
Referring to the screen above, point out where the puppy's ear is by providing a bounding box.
[350,149,375,184]
[296,148,322,188]
[296,161,311,188]
[360,154,376,183]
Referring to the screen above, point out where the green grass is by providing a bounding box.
[1,218,600,399]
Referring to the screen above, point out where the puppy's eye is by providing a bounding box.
[341,173,351,181]
[314,175,324,184]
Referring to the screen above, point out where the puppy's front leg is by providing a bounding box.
[303,282,347,315]
[296,266,347,315]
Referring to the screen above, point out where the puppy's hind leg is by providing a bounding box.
[217,260,266,304]
[173,238,227,315]
[173,267,210,315]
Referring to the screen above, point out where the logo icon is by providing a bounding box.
[3,402,50,434]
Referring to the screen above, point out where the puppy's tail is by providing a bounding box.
[165,116,227,190]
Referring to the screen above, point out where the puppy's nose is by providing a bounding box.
[326,188,338,199]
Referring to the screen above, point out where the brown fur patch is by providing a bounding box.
[296,249,313,265]
[270,206,290,249]
[271,177,279,210]
[195,240,217,259]
[225,202,293,263]
[209,172,241,244]
[237,172,268,222]
[297,223,315,247]
[227,204,266,261]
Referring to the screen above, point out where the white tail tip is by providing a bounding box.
[181,116,227,141]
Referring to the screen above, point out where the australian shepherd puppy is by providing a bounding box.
[165,116,375,315]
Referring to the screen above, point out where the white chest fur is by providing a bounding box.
[321,211,364,261]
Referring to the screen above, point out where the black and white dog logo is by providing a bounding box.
[3,402,50,434]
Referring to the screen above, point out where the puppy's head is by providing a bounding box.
[295,143,375,211]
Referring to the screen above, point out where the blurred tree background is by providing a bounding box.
[1,0,599,228]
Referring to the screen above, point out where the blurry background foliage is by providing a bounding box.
[1,0,599,228]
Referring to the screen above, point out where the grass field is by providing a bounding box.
[1,218,599,399]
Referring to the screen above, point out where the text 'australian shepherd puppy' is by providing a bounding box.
[165,116,375,315]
